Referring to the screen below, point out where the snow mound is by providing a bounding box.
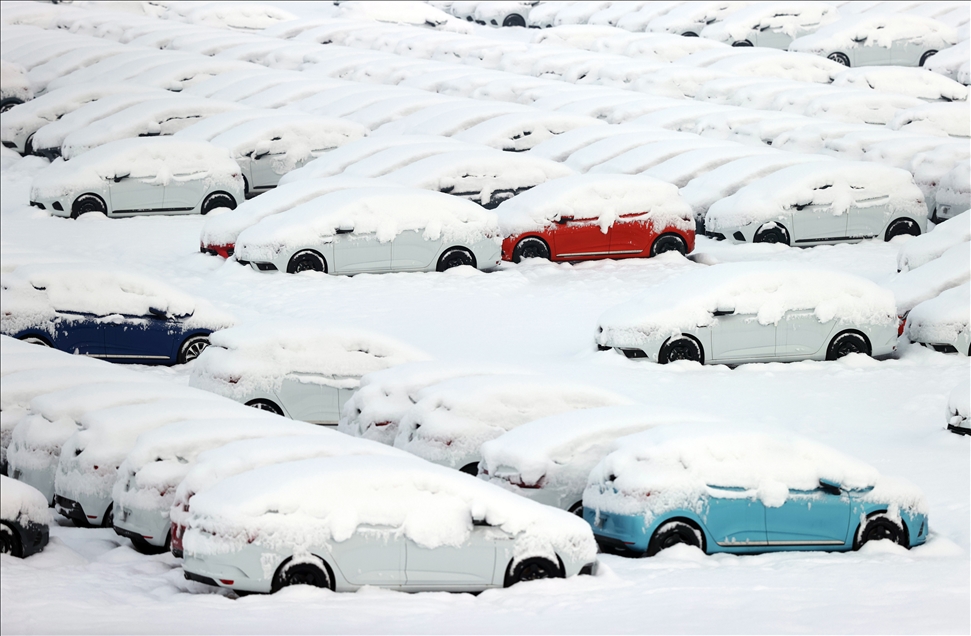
[936,161,970,213]
[889,102,971,138]
[923,44,970,85]
[905,283,969,348]
[0,475,51,526]
[1,60,32,103]
[453,111,603,152]
[181,3,296,30]
[897,212,970,272]
[948,381,969,429]
[700,2,839,43]
[888,241,971,314]
[833,67,969,103]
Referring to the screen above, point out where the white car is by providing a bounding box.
[394,375,633,474]
[947,381,969,435]
[181,455,598,594]
[789,14,957,68]
[897,212,970,272]
[0,475,50,558]
[234,187,501,275]
[905,283,970,356]
[480,406,705,514]
[935,162,971,222]
[646,1,757,37]
[700,2,839,49]
[0,60,32,113]
[888,241,971,315]
[189,324,427,423]
[29,138,244,219]
[596,263,899,365]
[452,111,603,152]
[705,161,927,246]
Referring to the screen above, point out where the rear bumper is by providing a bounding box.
[113,502,170,547]
[54,495,89,526]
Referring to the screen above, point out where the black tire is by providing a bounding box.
[18,334,51,347]
[0,522,22,558]
[101,504,114,528]
[854,513,907,550]
[647,520,704,556]
[130,535,168,555]
[177,335,209,364]
[828,52,850,66]
[71,193,107,219]
[826,330,871,360]
[658,335,704,365]
[732,40,753,47]
[245,399,284,416]
[512,237,551,263]
[271,557,333,593]
[0,97,24,114]
[753,223,790,246]
[568,502,584,517]
[201,191,236,215]
[919,50,937,67]
[24,133,35,156]
[459,462,479,476]
[437,247,476,272]
[682,31,698,37]
[287,250,327,274]
[650,233,688,257]
[505,557,562,587]
[502,13,526,27]
[884,218,921,242]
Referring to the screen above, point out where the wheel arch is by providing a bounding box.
[0,520,24,558]
[271,553,337,592]
[17,332,53,347]
[286,248,328,274]
[503,553,565,587]
[659,332,706,365]
[437,245,477,271]
[852,508,910,550]
[828,328,872,357]
[883,215,922,242]
[648,514,709,554]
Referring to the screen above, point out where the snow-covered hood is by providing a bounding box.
[888,241,970,314]
[897,212,969,273]
[905,283,969,346]
[0,475,51,526]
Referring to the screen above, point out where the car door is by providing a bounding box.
[791,186,847,244]
[391,230,441,272]
[764,483,851,546]
[890,36,923,66]
[778,310,835,359]
[277,376,340,424]
[102,312,177,362]
[551,216,611,260]
[608,213,652,258]
[703,487,768,547]
[164,170,208,213]
[52,312,105,357]
[851,37,891,67]
[332,525,406,587]
[845,194,891,240]
[108,173,164,215]
[404,521,506,589]
[708,311,778,362]
[249,149,285,191]
[332,232,392,274]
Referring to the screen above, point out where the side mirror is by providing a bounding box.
[112,172,130,183]
[253,151,269,161]
[554,215,574,225]
[819,479,841,496]
[335,226,354,234]
[148,307,168,320]
[713,304,735,317]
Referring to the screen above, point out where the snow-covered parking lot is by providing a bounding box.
[1,1,969,634]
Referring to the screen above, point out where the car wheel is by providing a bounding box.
[287,250,327,274]
[18,334,51,347]
[658,335,705,365]
[505,557,562,587]
[0,522,22,558]
[437,247,476,272]
[177,335,209,364]
[272,556,333,593]
[828,52,850,66]
[101,504,114,528]
[650,233,688,257]
[245,399,284,416]
[826,330,871,360]
[647,520,704,556]
[502,13,526,27]
[201,191,237,215]
[682,31,698,37]
[512,237,551,263]
[459,462,479,476]
[919,50,937,67]
[732,40,753,47]
[0,97,23,114]
[568,502,584,517]
[24,133,35,156]
[71,193,107,219]
[753,223,790,246]
[854,513,907,549]
[130,534,168,555]
[884,218,920,242]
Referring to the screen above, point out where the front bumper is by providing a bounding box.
[182,548,275,594]
[29,195,71,218]
[113,501,170,548]
[947,423,970,436]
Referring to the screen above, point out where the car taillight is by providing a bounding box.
[372,421,391,427]
[897,315,906,337]
[219,579,234,586]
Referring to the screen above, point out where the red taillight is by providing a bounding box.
[897,315,906,337]
[373,421,391,427]
[219,579,234,586]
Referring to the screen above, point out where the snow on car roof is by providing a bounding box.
[643,145,776,188]
[342,141,480,179]
[888,241,971,314]
[597,262,897,346]
[804,90,925,126]
[700,1,839,43]
[898,212,970,272]
[705,160,926,233]
[708,50,846,84]
[564,128,692,172]
[833,67,969,103]
[342,92,461,129]
[590,139,735,175]
[173,109,280,142]
[208,113,368,163]
[528,124,655,163]
[0,475,52,526]
[278,135,458,183]
[125,58,261,92]
[906,282,970,347]
[25,44,127,94]
[789,13,957,54]
[373,99,535,138]
[453,111,604,152]
[0,60,32,103]
[584,424,926,517]
[177,2,297,30]
[189,323,428,398]
[494,174,693,235]
[889,102,970,138]
[184,454,596,563]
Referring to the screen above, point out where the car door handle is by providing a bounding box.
[335,228,354,234]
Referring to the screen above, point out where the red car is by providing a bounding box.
[497,175,695,263]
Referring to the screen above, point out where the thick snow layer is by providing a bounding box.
[189,323,428,399]
[171,109,280,143]
[905,283,970,347]
[887,241,971,313]
[646,2,759,36]
[183,455,596,567]
[705,161,926,233]
[598,263,897,348]
[233,187,499,263]
[453,111,603,152]
[642,146,776,189]
[1,262,233,336]
[1,60,32,103]
[336,1,467,32]
[584,424,927,519]
[394,374,633,469]
[527,124,653,163]
[494,174,693,236]
[708,50,847,84]
[802,90,925,126]
[923,44,971,85]
[0,475,51,526]
[700,2,840,43]
[789,13,957,56]
[179,3,296,30]
[889,102,971,138]
[29,137,242,203]
[897,212,971,272]
[832,67,969,102]
[341,141,483,179]
[563,129,692,173]
[936,161,971,211]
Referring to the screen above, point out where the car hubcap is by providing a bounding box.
[184,341,207,361]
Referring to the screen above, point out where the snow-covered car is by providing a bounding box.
[0,476,50,558]
[905,283,970,356]
[452,111,603,152]
[0,60,32,113]
[789,14,958,68]
[29,138,244,219]
[947,381,969,435]
[188,325,426,423]
[646,1,757,37]
[887,241,970,315]
[583,424,929,556]
[934,162,970,223]
[234,187,502,275]
[888,102,970,139]
[496,174,695,263]
[394,375,633,474]
[700,2,839,49]
[181,455,598,594]
[596,263,899,365]
[832,67,969,103]
[385,149,575,209]
[704,161,927,246]
[374,100,535,138]
[897,212,970,272]
[1,264,233,364]
[480,406,707,515]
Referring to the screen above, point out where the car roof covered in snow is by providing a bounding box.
[453,111,604,152]
[887,241,971,314]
